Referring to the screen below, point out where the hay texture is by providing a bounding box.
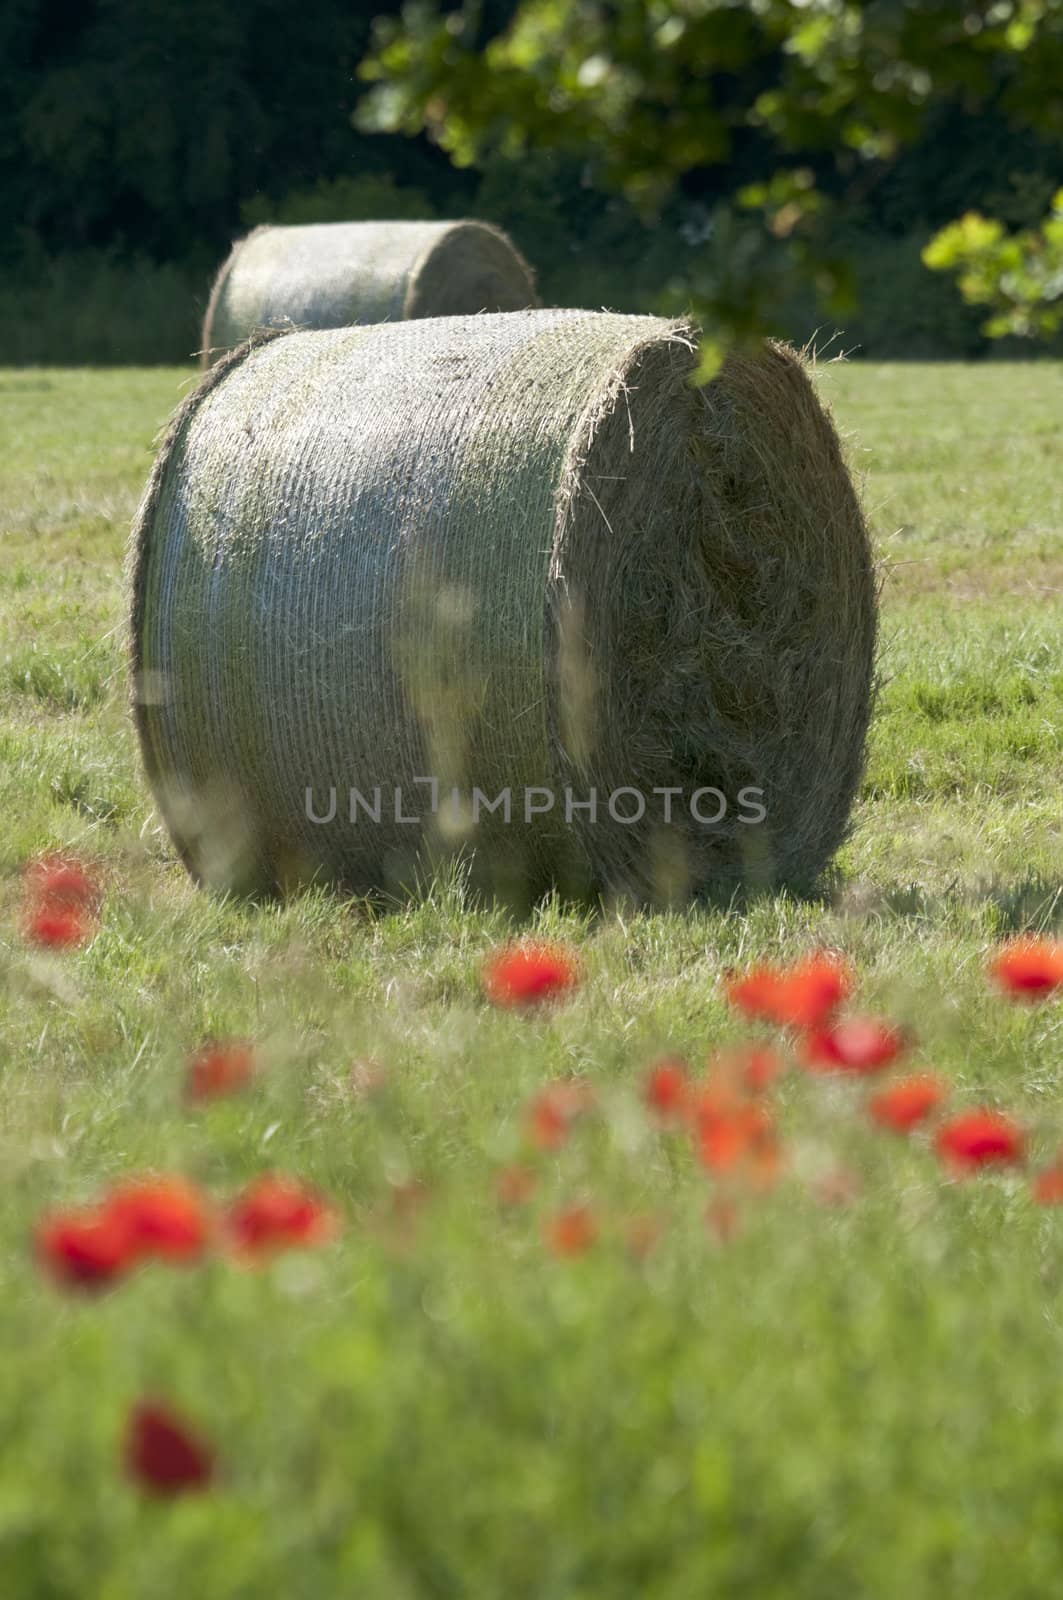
[131,311,876,903]
[201,220,537,363]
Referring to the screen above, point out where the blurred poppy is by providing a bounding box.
[495,1164,537,1206]
[186,1040,256,1103]
[936,1110,1025,1173]
[1033,1165,1063,1206]
[744,1045,784,1093]
[643,1056,691,1118]
[226,1174,339,1258]
[25,903,91,949]
[124,1400,214,1495]
[868,1074,946,1133]
[709,1043,784,1096]
[105,1177,212,1263]
[990,938,1063,999]
[24,854,99,908]
[696,1101,781,1190]
[725,953,851,1030]
[526,1080,592,1150]
[688,1065,747,1131]
[482,940,580,1007]
[801,1017,908,1075]
[544,1204,597,1257]
[22,852,101,949]
[724,966,783,1023]
[36,1207,134,1291]
[698,1108,754,1173]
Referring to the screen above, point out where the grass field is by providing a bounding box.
[2,358,1063,1596]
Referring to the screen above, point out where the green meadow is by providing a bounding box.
[1,359,1062,1596]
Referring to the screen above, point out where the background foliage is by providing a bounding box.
[2,0,1062,362]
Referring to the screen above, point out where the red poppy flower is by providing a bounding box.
[186,1040,256,1103]
[1033,1165,1063,1206]
[482,940,580,1008]
[24,903,91,949]
[24,854,99,908]
[495,1164,537,1206]
[935,1110,1025,1173]
[526,1080,592,1150]
[22,852,101,949]
[104,1177,212,1263]
[744,1045,784,1093]
[696,1100,781,1190]
[690,1051,775,1126]
[36,1207,135,1290]
[776,954,853,1029]
[643,1056,691,1117]
[990,938,1063,999]
[696,1106,748,1173]
[801,1017,908,1075]
[544,1204,597,1257]
[226,1174,339,1258]
[124,1400,214,1495]
[688,1070,747,1132]
[724,966,783,1023]
[868,1074,947,1133]
[725,952,851,1030]
[708,1044,784,1096]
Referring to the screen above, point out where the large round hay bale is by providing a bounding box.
[201,220,537,364]
[131,311,876,904]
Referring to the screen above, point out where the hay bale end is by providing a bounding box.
[201,219,538,365]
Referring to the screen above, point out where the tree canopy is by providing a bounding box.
[360,0,1063,363]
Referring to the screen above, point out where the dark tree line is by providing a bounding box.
[0,0,460,264]
[2,0,1061,359]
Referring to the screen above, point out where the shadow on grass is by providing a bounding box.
[879,874,1063,934]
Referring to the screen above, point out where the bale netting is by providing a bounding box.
[130,310,876,905]
[200,220,538,364]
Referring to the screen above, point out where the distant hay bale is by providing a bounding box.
[201,220,537,363]
[130,311,876,904]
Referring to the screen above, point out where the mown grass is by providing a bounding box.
[1,360,1062,1596]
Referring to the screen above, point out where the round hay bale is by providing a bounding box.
[130,311,876,904]
[201,220,538,364]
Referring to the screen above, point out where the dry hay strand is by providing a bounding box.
[130,310,876,905]
[200,220,537,365]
